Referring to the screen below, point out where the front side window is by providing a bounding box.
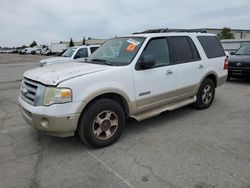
[140,38,171,67]
[235,44,250,55]
[62,48,77,58]
[74,48,88,58]
[88,37,145,66]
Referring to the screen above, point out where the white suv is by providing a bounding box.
[39,45,100,66]
[19,29,228,147]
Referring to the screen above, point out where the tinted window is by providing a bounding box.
[198,36,225,58]
[90,47,99,53]
[75,48,88,58]
[141,38,171,67]
[187,37,200,60]
[235,44,250,55]
[171,36,199,63]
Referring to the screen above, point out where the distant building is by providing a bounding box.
[220,38,250,52]
[58,39,107,48]
[198,28,250,39]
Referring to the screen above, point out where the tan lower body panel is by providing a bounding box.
[132,96,196,121]
[217,75,227,87]
[136,84,198,113]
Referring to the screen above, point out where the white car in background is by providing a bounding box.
[39,45,100,66]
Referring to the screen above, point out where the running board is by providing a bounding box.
[131,96,196,121]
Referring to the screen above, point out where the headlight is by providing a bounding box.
[43,87,72,106]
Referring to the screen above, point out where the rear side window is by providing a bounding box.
[170,36,200,63]
[197,36,225,58]
[90,47,99,53]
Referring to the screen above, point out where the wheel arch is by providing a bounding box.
[200,71,218,88]
[79,89,133,118]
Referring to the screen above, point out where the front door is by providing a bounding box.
[132,38,177,112]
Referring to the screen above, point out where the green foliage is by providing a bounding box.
[29,41,37,47]
[69,38,74,47]
[21,45,27,49]
[217,27,235,39]
[82,37,86,45]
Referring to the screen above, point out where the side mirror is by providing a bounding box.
[230,52,235,55]
[139,55,156,69]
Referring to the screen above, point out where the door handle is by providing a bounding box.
[165,70,173,75]
[199,64,204,69]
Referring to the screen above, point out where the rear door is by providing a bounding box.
[169,36,204,98]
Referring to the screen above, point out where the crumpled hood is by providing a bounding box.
[40,57,71,64]
[24,62,113,86]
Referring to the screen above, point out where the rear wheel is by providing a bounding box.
[193,78,215,109]
[78,99,125,148]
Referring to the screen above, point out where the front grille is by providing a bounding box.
[20,78,39,106]
[229,62,250,68]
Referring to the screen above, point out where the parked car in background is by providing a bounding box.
[57,49,67,56]
[19,29,227,147]
[20,47,38,55]
[41,47,50,55]
[228,44,250,80]
[39,45,100,66]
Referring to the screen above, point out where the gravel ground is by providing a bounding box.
[0,54,249,188]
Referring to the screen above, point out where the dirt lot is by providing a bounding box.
[0,54,249,188]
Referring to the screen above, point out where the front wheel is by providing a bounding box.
[193,78,215,109]
[78,99,125,148]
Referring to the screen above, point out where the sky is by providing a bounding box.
[0,0,250,47]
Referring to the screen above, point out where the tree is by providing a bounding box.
[69,38,74,47]
[82,37,86,45]
[21,45,27,49]
[29,41,37,47]
[217,27,235,39]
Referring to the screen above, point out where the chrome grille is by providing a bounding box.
[20,78,39,106]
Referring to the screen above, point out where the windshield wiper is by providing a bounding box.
[89,59,113,66]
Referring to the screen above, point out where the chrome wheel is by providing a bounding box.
[202,85,213,104]
[92,110,119,140]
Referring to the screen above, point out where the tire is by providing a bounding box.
[78,98,125,148]
[193,78,215,109]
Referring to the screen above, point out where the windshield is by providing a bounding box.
[235,45,250,55]
[62,48,76,57]
[87,37,145,66]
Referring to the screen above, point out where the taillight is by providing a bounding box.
[224,57,229,70]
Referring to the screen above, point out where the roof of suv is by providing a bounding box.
[128,32,215,38]
[128,28,216,38]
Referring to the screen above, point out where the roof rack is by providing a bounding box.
[133,28,207,34]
